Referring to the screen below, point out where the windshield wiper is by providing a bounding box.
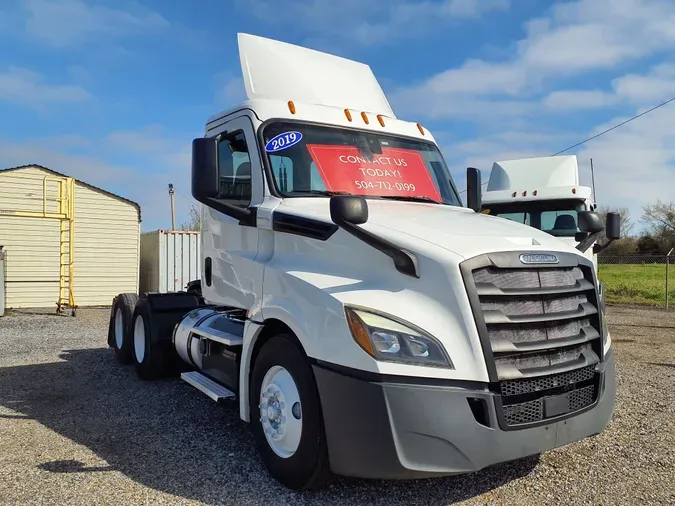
[296,190,352,196]
[379,195,443,204]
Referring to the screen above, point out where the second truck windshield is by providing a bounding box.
[484,198,587,237]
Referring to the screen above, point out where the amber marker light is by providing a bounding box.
[288,101,296,114]
[361,111,369,124]
[344,109,352,121]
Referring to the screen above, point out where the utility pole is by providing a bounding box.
[590,158,597,204]
[168,183,176,230]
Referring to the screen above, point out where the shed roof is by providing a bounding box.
[0,164,141,222]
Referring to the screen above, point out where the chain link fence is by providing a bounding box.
[597,251,674,309]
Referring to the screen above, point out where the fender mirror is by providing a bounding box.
[329,195,368,225]
[329,195,418,277]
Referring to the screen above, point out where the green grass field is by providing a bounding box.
[597,263,674,307]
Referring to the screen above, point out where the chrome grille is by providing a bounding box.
[464,255,603,428]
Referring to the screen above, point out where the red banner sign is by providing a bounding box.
[305,144,442,201]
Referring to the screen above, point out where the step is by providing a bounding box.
[180,371,235,402]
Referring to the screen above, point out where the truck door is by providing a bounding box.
[201,115,263,309]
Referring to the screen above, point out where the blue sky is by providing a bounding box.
[1,0,674,232]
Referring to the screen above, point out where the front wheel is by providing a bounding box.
[250,333,331,491]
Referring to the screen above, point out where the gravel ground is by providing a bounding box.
[0,305,673,506]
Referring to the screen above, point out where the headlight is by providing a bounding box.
[344,307,453,368]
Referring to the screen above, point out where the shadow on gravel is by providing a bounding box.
[0,348,538,506]
[647,362,675,369]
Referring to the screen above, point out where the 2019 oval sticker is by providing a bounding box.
[265,131,303,153]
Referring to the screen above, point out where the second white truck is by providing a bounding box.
[480,155,612,271]
[108,33,621,491]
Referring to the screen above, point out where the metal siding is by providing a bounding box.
[139,230,201,293]
[73,181,140,306]
[139,230,159,294]
[0,168,62,308]
[166,233,174,292]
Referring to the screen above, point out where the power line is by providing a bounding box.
[551,95,675,155]
[457,94,675,194]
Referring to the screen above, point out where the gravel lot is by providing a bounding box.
[0,305,673,506]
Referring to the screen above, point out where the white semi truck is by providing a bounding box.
[108,33,621,491]
[480,155,608,272]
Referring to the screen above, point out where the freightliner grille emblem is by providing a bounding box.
[519,253,559,264]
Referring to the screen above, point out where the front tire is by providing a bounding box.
[250,333,331,491]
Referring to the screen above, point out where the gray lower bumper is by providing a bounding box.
[314,349,615,480]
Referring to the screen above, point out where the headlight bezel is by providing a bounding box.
[598,281,611,353]
[344,305,454,369]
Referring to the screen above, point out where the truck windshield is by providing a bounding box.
[483,199,587,237]
[260,121,462,206]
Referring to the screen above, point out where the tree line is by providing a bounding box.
[599,200,675,254]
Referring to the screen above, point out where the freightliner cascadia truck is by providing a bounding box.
[480,155,608,271]
[108,33,621,491]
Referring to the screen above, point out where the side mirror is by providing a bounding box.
[191,137,219,202]
[605,212,621,240]
[577,211,604,234]
[330,195,368,225]
[466,167,481,212]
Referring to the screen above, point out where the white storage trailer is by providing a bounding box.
[108,33,621,491]
[139,230,201,294]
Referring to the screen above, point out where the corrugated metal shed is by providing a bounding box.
[139,230,201,293]
[0,165,141,310]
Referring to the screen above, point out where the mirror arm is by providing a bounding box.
[576,231,604,253]
[332,217,419,278]
[196,196,254,225]
[592,236,617,254]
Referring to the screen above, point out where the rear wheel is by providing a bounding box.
[111,293,138,365]
[250,333,331,490]
[131,297,174,380]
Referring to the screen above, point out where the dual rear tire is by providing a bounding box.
[110,293,174,379]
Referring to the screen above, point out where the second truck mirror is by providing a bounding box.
[605,212,621,240]
[192,137,219,202]
[577,211,605,234]
[330,195,369,225]
[466,167,481,212]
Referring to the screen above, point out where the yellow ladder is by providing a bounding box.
[0,175,77,315]
[56,177,76,316]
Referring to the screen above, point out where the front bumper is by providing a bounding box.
[314,349,615,480]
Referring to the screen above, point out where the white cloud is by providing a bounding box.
[390,0,675,120]
[0,66,92,109]
[21,0,169,47]
[543,90,619,110]
[214,72,246,108]
[612,63,675,103]
[246,0,509,46]
[575,106,675,214]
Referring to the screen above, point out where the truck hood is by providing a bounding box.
[276,198,581,260]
